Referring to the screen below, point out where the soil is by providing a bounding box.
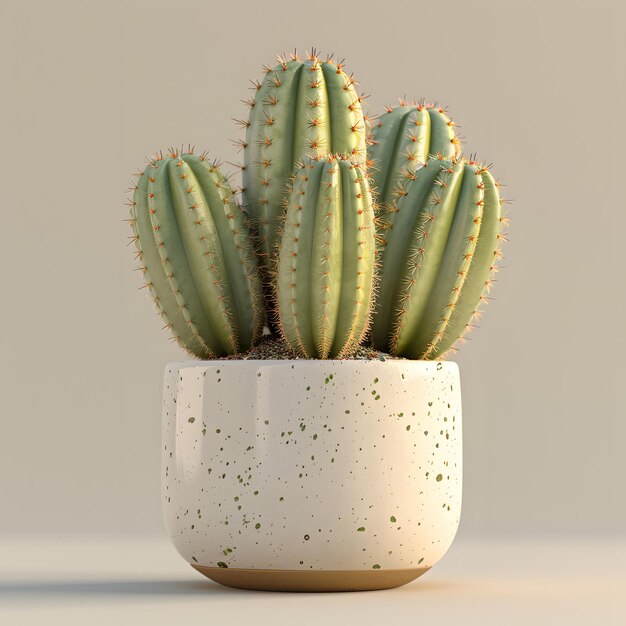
[224,334,403,361]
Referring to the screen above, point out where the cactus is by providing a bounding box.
[276,155,376,358]
[371,157,505,359]
[129,148,264,358]
[369,102,461,211]
[241,51,368,287]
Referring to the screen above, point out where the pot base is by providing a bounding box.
[191,564,430,592]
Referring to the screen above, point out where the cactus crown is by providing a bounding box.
[128,52,508,360]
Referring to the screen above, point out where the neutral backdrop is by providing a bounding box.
[1,0,624,538]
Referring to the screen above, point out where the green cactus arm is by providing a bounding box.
[132,168,211,357]
[183,156,264,348]
[391,162,466,357]
[145,159,226,355]
[130,150,264,357]
[371,161,455,351]
[167,160,239,354]
[277,156,375,358]
[427,167,503,358]
[332,162,376,357]
[412,163,485,358]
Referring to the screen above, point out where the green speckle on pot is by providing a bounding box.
[279,497,284,501]
[306,386,311,391]
[264,419,269,425]
[217,561,228,568]
[398,412,404,417]
[216,428,221,433]
[202,428,206,436]
[304,534,310,540]
[418,557,424,565]
[428,401,433,406]
[325,377,330,384]
[257,372,261,377]
[373,377,379,384]
[192,556,198,562]
[313,434,318,440]
[188,417,195,423]
[406,425,411,431]
[254,490,259,495]
[436,474,443,482]
[375,394,380,400]
[372,564,381,569]
[255,523,261,529]
[357,527,365,532]
[234,496,239,502]
[300,423,306,431]
[390,516,396,523]
[345,410,350,414]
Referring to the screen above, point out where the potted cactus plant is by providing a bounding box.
[127,51,507,592]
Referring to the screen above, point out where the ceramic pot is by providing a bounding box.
[162,359,462,592]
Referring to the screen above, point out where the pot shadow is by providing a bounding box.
[0,578,235,598]
[0,577,464,600]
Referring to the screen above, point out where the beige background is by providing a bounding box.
[1,0,624,538]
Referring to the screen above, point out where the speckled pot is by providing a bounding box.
[162,359,462,592]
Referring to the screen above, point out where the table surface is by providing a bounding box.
[1,535,624,626]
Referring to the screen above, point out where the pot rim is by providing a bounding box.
[166,359,458,370]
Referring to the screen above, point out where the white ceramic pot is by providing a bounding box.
[162,359,462,592]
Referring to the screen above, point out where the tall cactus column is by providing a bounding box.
[129,149,264,357]
[276,156,376,358]
[242,53,368,290]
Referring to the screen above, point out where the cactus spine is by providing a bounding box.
[242,52,367,286]
[371,157,504,359]
[276,156,376,358]
[369,103,460,211]
[129,149,264,357]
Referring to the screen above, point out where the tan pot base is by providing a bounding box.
[191,564,430,592]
